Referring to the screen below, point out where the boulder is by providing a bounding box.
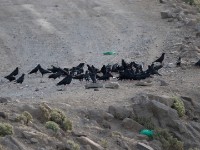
[122,118,143,131]
[105,82,120,89]
[76,136,104,150]
[0,112,7,119]
[108,105,133,120]
[87,109,114,122]
[85,83,103,89]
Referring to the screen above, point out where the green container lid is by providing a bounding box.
[103,51,116,55]
[140,129,154,137]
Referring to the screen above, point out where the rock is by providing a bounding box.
[195,23,200,32]
[18,104,41,119]
[0,112,7,119]
[94,88,99,91]
[76,136,104,150]
[30,138,38,144]
[108,105,133,120]
[85,83,103,89]
[160,10,173,19]
[131,93,174,107]
[136,134,149,141]
[101,120,111,129]
[116,138,131,150]
[160,80,169,86]
[122,118,143,131]
[105,82,120,89]
[149,140,162,150]
[82,145,93,150]
[135,81,152,86]
[0,135,27,150]
[87,109,114,123]
[137,142,154,150]
[0,97,11,103]
[196,32,200,38]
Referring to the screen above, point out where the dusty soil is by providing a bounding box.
[0,0,200,149]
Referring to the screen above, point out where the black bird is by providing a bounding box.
[6,67,19,77]
[29,64,41,74]
[84,71,90,81]
[195,59,200,66]
[57,75,73,86]
[16,74,25,84]
[73,74,85,81]
[48,72,62,79]
[4,76,15,82]
[47,65,61,73]
[89,72,97,83]
[38,66,51,76]
[153,53,165,63]
[96,72,113,81]
[176,57,181,67]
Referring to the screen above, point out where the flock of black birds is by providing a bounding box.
[3,53,200,86]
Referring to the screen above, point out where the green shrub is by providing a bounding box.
[134,117,155,130]
[67,140,80,150]
[50,109,66,124]
[154,128,184,150]
[0,123,14,137]
[62,118,72,131]
[100,139,108,149]
[16,111,33,125]
[39,104,51,121]
[172,97,185,117]
[45,121,60,132]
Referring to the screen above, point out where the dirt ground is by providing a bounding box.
[0,0,200,149]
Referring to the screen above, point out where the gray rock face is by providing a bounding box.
[122,118,143,131]
[132,93,200,149]
[108,105,133,120]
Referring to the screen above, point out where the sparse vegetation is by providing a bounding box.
[17,111,33,125]
[39,104,51,121]
[134,117,155,130]
[0,123,14,137]
[100,139,108,149]
[172,97,185,117]
[62,118,72,131]
[45,121,60,132]
[111,131,122,138]
[67,140,80,150]
[154,128,184,150]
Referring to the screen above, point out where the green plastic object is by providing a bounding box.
[140,129,154,137]
[103,51,116,55]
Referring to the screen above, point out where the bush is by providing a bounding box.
[67,140,80,150]
[17,111,33,125]
[50,109,65,124]
[172,97,185,117]
[45,121,60,132]
[154,128,184,150]
[0,123,14,137]
[39,104,51,121]
[134,117,155,130]
[62,118,72,131]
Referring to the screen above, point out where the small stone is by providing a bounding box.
[30,138,38,144]
[0,112,7,119]
[35,88,39,91]
[0,97,11,103]
[135,81,152,86]
[85,83,103,89]
[160,10,172,19]
[105,82,120,89]
[94,88,99,91]
[160,80,169,86]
